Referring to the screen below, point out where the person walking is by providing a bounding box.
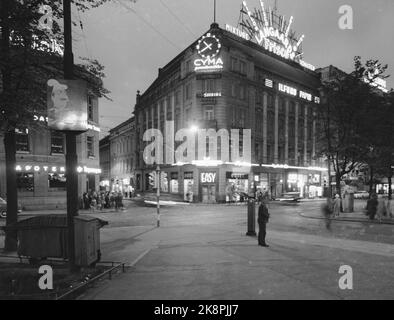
[376,194,387,222]
[322,197,333,230]
[257,200,270,247]
[366,193,378,220]
[333,194,341,217]
[386,197,393,219]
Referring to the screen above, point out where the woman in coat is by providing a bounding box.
[366,193,378,220]
[333,194,341,217]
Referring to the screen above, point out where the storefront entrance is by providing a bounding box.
[202,185,216,203]
[199,171,218,203]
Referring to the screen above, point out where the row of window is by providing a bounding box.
[16,172,66,192]
[15,129,95,158]
[254,143,315,165]
[230,57,247,75]
[113,158,134,174]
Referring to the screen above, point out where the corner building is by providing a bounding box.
[134,22,326,203]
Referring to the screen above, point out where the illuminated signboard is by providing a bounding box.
[265,78,273,88]
[194,33,224,72]
[203,92,222,98]
[201,172,217,183]
[279,83,297,96]
[15,164,101,174]
[299,90,312,101]
[33,114,100,132]
[47,79,88,132]
[225,1,316,71]
[363,69,388,93]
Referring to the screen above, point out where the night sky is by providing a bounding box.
[70,0,394,137]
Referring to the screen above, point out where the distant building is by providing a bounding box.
[99,135,111,191]
[99,117,136,197]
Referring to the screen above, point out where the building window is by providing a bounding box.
[87,136,94,158]
[231,57,238,72]
[88,95,94,121]
[231,83,237,97]
[51,131,64,154]
[185,107,192,124]
[203,79,216,92]
[239,85,246,100]
[15,128,29,152]
[185,84,192,100]
[204,106,215,121]
[17,173,34,192]
[175,91,180,106]
[186,60,191,74]
[256,93,262,105]
[48,173,66,191]
[239,60,247,75]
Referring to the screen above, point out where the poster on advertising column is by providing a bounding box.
[47,79,88,131]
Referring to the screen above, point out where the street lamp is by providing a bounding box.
[189,124,199,133]
[156,165,160,228]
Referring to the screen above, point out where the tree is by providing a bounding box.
[365,91,394,198]
[0,0,110,251]
[317,57,388,198]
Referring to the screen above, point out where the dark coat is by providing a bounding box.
[258,204,270,224]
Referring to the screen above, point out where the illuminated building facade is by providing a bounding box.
[106,117,136,196]
[133,5,328,202]
[0,95,102,210]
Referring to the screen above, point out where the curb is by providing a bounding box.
[298,212,394,225]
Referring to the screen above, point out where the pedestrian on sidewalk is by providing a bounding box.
[376,194,386,222]
[366,193,378,220]
[322,197,333,230]
[257,199,270,247]
[386,197,393,219]
[333,194,341,217]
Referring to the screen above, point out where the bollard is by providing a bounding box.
[246,198,257,236]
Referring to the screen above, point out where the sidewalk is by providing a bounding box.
[299,209,394,225]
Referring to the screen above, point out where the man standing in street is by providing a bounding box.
[258,200,270,247]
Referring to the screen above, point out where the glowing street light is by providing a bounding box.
[189,124,199,133]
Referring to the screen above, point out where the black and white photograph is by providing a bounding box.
[0,0,394,307]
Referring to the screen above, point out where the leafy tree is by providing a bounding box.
[0,0,110,251]
[317,57,388,198]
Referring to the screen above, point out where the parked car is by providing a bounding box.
[277,192,301,203]
[0,197,22,218]
[353,191,369,199]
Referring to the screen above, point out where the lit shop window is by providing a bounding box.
[51,131,64,154]
[204,106,215,121]
[48,173,66,191]
[87,136,94,158]
[17,173,34,192]
[15,128,29,153]
[170,172,179,194]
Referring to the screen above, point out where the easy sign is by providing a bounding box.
[201,172,216,183]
